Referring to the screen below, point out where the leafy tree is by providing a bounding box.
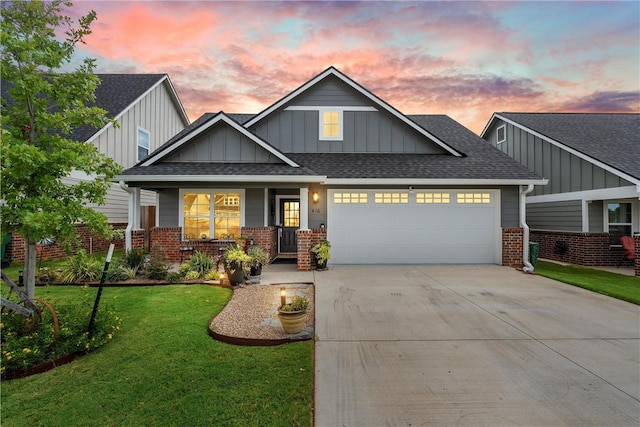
[1,0,121,298]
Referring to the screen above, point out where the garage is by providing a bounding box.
[327,189,501,264]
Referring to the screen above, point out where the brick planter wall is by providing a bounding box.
[502,228,523,269]
[8,223,139,263]
[529,230,625,267]
[242,227,278,262]
[297,228,327,271]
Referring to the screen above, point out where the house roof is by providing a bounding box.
[483,113,640,180]
[1,73,190,142]
[118,114,545,184]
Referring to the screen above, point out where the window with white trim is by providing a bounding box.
[333,193,368,204]
[457,193,491,204]
[496,125,506,144]
[607,202,632,246]
[375,193,408,204]
[416,193,451,204]
[319,110,343,140]
[137,127,150,161]
[183,191,242,239]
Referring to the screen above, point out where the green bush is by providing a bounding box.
[62,250,102,283]
[177,263,192,276]
[36,267,61,284]
[105,256,129,282]
[188,251,216,277]
[124,249,146,269]
[205,270,220,280]
[144,247,170,280]
[166,272,183,283]
[184,270,200,281]
[0,287,121,377]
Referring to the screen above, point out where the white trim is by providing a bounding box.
[324,178,548,186]
[114,174,327,183]
[263,188,269,227]
[244,67,463,157]
[141,113,299,168]
[496,124,506,144]
[178,189,246,239]
[582,200,589,232]
[490,114,640,185]
[299,187,310,230]
[285,106,378,112]
[86,75,190,145]
[136,126,150,162]
[526,185,640,204]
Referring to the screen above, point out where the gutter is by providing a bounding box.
[119,181,134,251]
[520,184,535,273]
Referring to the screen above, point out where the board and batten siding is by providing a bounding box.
[485,120,632,197]
[92,81,187,169]
[526,200,583,231]
[163,123,281,163]
[250,76,446,154]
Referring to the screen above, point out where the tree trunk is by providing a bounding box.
[24,240,37,299]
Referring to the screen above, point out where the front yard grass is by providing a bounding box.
[1,285,314,426]
[535,260,640,305]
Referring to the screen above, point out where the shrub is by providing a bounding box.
[205,270,219,280]
[124,249,146,269]
[0,287,121,377]
[36,267,61,284]
[166,272,183,283]
[144,247,170,280]
[105,257,128,282]
[188,251,216,277]
[62,250,102,283]
[119,265,140,280]
[177,263,192,276]
[184,270,200,281]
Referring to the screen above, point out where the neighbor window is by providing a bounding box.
[137,127,150,161]
[496,125,506,144]
[607,202,632,246]
[183,192,241,239]
[319,110,343,140]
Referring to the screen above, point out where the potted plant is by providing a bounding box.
[223,244,251,286]
[310,240,331,270]
[278,295,309,334]
[247,245,270,276]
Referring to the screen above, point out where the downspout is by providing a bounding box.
[520,184,535,273]
[119,181,134,251]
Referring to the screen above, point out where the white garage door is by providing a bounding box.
[327,190,500,264]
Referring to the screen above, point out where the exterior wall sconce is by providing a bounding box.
[312,191,319,204]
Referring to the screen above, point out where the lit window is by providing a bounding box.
[607,202,632,246]
[137,127,150,161]
[416,193,450,204]
[283,201,300,227]
[319,110,343,140]
[375,193,408,204]
[457,193,491,204]
[183,192,241,239]
[496,125,506,144]
[333,193,368,204]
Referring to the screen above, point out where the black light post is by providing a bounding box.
[87,243,115,338]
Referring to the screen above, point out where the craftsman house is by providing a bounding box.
[481,113,639,275]
[117,67,546,270]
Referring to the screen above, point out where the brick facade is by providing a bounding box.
[502,228,523,269]
[8,223,143,263]
[529,230,626,267]
[635,235,640,277]
[297,228,327,271]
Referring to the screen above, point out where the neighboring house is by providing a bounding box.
[481,113,640,273]
[116,67,546,270]
[2,74,190,262]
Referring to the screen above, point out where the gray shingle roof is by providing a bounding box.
[121,162,317,177]
[498,113,640,180]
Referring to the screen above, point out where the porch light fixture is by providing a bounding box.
[312,191,319,204]
[280,288,287,307]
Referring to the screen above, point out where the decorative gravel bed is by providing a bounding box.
[209,283,314,342]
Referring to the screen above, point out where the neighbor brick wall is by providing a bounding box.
[502,228,523,269]
[297,228,327,271]
[529,230,625,267]
[635,235,640,277]
[8,223,137,263]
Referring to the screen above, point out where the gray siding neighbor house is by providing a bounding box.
[481,113,639,274]
[117,67,546,271]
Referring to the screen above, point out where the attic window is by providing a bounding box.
[319,109,343,141]
[137,127,150,161]
[496,125,506,144]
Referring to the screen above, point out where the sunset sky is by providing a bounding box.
[66,1,640,134]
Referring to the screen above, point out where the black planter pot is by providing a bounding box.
[225,264,246,286]
[250,264,263,277]
[315,258,328,271]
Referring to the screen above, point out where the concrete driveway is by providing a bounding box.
[313,265,640,426]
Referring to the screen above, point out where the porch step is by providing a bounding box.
[275,253,297,259]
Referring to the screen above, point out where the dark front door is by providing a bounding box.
[280,199,299,253]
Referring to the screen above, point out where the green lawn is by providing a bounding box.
[1,284,314,426]
[535,261,640,305]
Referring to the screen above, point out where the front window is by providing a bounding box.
[607,202,632,245]
[183,191,241,239]
[319,110,343,140]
